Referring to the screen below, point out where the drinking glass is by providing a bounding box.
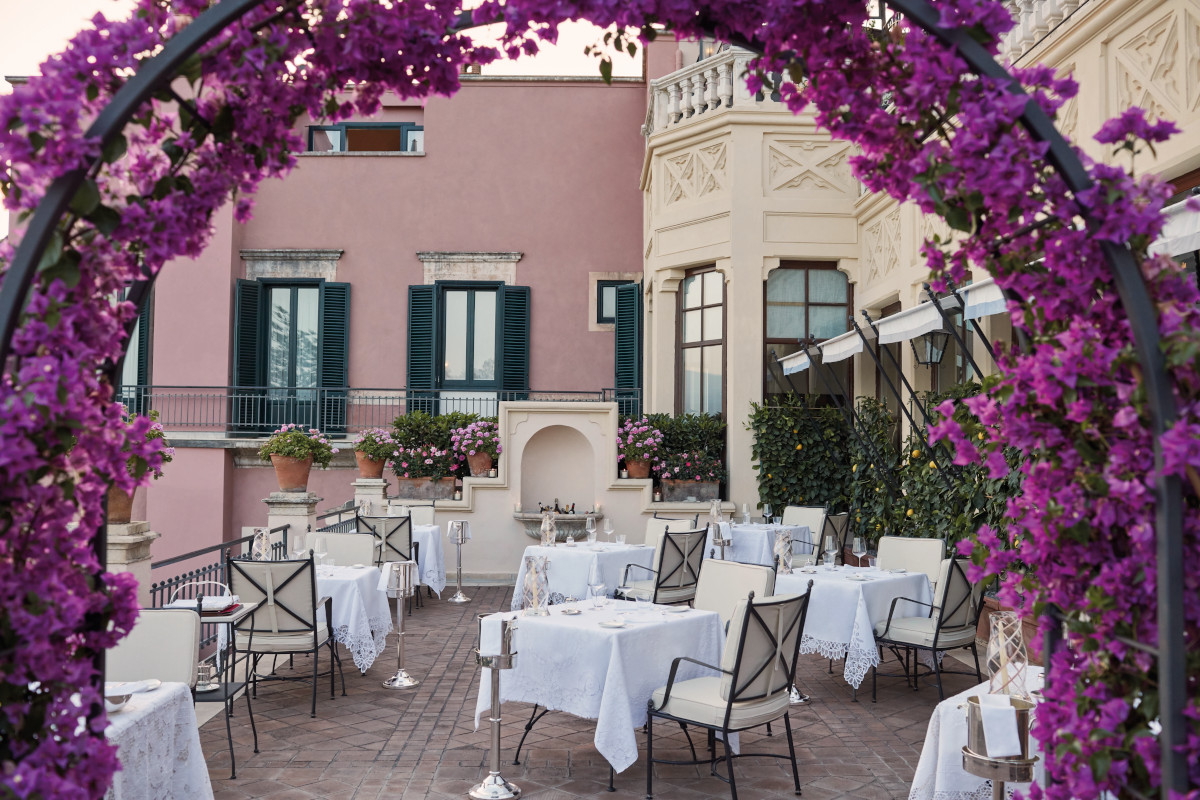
[762,503,773,523]
[823,534,837,568]
[585,514,597,543]
[312,535,328,566]
[852,536,868,565]
[634,590,652,614]
[588,582,607,609]
[615,533,626,545]
[772,516,782,526]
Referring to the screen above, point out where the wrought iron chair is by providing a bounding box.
[646,588,813,800]
[820,511,851,565]
[408,504,436,526]
[359,513,422,610]
[871,557,986,701]
[692,561,776,630]
[876,535,945,591]
[227,554,346,718]
[318,531,378,567]
[615,528,707,605]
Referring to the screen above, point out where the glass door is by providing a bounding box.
[266,285,320,429]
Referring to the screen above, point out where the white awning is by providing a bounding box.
[779,350,810,375]
[1149,200,1200,257]
[875,301,948,345]
[960,277,1007,320]
[819,329,864,363]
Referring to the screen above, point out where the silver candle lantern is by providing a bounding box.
[382,560,421,689]
[447,520,471,604]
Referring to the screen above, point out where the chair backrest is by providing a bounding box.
[782,505,826,535]
[719,591,811,715]
[228,556,318,635]
[876,535,944,587]
[820,512,851,562]
[108,608,201,688]
[653,528,707,601]
[409,505,435,526]
[932,558,982,632]
[320,532,377,566]
[360,514,413,563]
[693,561,776,627]
[645,516,688,549]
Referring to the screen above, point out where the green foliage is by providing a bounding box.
[644,413,726,456]
[257,424,337,468]
[391,411,483,451]
[748,395,851,512]
[845,397,901,542]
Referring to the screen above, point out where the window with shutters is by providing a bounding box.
[763,263,851,402]
[677,268,724,416]
[407,282,530,413]
[597,280,636,325]
[613,282,643,416]
[116,287,152,415]
[232,278,350,434]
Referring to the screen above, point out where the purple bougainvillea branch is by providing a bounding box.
[0,1,1197,797]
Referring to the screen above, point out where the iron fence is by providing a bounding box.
[148,524,290,648]
[117,385,642,435]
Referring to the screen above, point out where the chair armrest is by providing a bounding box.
[653,656,729,710]
[623,563,657,582]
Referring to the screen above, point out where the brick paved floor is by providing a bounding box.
[200,586,980,800]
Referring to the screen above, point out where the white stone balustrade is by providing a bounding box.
[1001,0,1087,61]
[643,47,788,135]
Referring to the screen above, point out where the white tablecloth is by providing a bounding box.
[776,566,932,688]
[316,565,392,672]
[706,523,813,567]
[105,682,213,800]
[476,601,724,772]
[413,524,446,595]
[509,543,656,610]
[909,669,1045,800]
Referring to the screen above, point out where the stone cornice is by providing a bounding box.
[416,251,523,263]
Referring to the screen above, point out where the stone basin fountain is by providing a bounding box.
[514,512,604,542]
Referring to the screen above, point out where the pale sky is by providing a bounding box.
[0,0,641,238]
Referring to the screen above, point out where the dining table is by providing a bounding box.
[314,564,392,672]
[909,668,1046,799]
[508,542,656,611]
[775,564,933,688]
[476,600,724,772]
[104,681,214,800]
[705,522,813,567]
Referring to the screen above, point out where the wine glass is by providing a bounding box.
[823,534,837,568]
[762,503,773,524]
[312,535,328,567]
[585,514,597,544]
[291,533,307,560]
[852,536,868,566]
[603,518,615,542]
[588,582,607,609]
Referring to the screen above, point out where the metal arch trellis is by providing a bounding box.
[0,0,1185,794]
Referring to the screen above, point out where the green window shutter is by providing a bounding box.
[499,285,531,400]
[319,282,351,433]
[614,282,643,417]
[407,285,437,413]
[232,279,264,433]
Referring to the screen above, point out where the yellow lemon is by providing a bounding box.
[912,449,920,458]
[875,524,882,530]
[856,515,861,522]
[767,473,772,479]
[852,464,857,472]
[907,509,914,517]
[876,487,881,492]
[929,461,937,470]
[869,463,874,469]
[796,443,803,450]
[978,432,985,440]
[792,429,798,434]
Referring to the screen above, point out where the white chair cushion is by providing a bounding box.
[877,536,945,590]
[694,562,775,627]
[108,609,201,688]
[874,616,976,649]
[652,676,790,730]
[236,623,330,654]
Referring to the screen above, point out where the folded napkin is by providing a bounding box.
[165,595,239,612]
[978,694,1023,758]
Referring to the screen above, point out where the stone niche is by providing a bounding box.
[520,425,593,514]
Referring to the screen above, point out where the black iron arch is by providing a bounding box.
[0,0,1185,793]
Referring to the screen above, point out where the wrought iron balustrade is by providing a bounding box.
[115,385,642,436]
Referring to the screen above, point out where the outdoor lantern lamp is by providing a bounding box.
[911,329,951,366]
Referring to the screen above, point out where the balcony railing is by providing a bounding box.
[117,385,642,436]
[1001,0,1090,60]
[643,46,792,136]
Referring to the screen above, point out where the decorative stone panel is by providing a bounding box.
[417,251,522,284]
[863,208,902,283]
[1111,5,1200,124]
[662,140,729,206]
[241,248,344,281]
[763,137,854,196]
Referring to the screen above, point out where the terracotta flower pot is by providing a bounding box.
[271,454,313,492]
[625,458,651,479]
[466,451,494,477]
[107,485,136,524]
[355,451,386,479]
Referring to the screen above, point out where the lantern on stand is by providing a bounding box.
[521,555,550,616]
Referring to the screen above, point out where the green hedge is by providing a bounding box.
[748,395,852,512]
[644,412,726,456]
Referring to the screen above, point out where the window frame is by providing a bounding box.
[258,278,325,389]
[435,280,503,391]
[762,262,852,400]
[596,279,636,325]
[306,122,424,153]
[676,266,726,417]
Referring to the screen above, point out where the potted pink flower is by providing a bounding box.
[451,420,503,476]
[655,451,727,501]
[616,417,664,478]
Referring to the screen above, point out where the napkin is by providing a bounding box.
[977,694,1022,758]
